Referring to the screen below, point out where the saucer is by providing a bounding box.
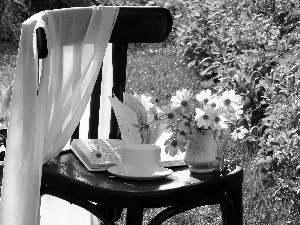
[108,166,173,180]
[189,167,215,173]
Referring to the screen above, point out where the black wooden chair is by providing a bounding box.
[38,7,244,225]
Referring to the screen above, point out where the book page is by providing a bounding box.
[123,93,142,125]
[109,96,142,144]
[72,139,124,171]
[86,139,122,164]
[124,93,147,126]
[148,121,168,144]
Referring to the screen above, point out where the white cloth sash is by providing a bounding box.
[0,6,118,225]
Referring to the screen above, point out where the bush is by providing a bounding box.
[254,45,300,198]
[0,0,95,44]
[0,0,22,43]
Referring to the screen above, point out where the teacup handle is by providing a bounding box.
[111,149,122,166]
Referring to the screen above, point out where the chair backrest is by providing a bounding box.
[36,7,172,140]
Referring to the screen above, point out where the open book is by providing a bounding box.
[71,136,185,171]
[71,139,119,171]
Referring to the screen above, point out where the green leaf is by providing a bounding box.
[256,158,266,165]
[187,60,196,69]
[281,131,287,141]
[200,65,215,76]
[270,141,280,146]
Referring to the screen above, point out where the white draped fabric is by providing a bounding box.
[80,43,113,140]
[0,6,118,225]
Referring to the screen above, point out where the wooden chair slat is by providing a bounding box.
[88,67,102,139]
[36,7,172,59]
[111,7,172,43]
[109,43,128,139]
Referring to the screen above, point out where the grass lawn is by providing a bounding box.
[0,42,16,87]
[1,41,300,224]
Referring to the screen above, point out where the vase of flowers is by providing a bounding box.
[156,88,247,173]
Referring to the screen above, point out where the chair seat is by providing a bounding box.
[41,150,243,224]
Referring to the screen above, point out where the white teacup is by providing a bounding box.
[113,144,161,176]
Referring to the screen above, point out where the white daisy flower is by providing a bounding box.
[220,90,242,112]
[196,89,213,105]
[231,126,248,140]
[170,89,193,110]
[159,106,179,125]
[195,108,212,129]
[209,108,228,130]
[164,139,186,156]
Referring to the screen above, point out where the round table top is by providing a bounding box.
[42,150,243,208]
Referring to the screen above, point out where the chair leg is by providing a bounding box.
[126,207,144,225]
[220,203,235,225]
[97,204,123,222]
[228,185,243,225]
[220,204,226,225]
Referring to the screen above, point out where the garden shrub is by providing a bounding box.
[0,0,23,43]
[255,46,300,198]
[158,0,300,207]
[0,0,96,44]
[167,0,300,134]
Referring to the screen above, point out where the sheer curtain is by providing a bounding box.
[0,6,118,225]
